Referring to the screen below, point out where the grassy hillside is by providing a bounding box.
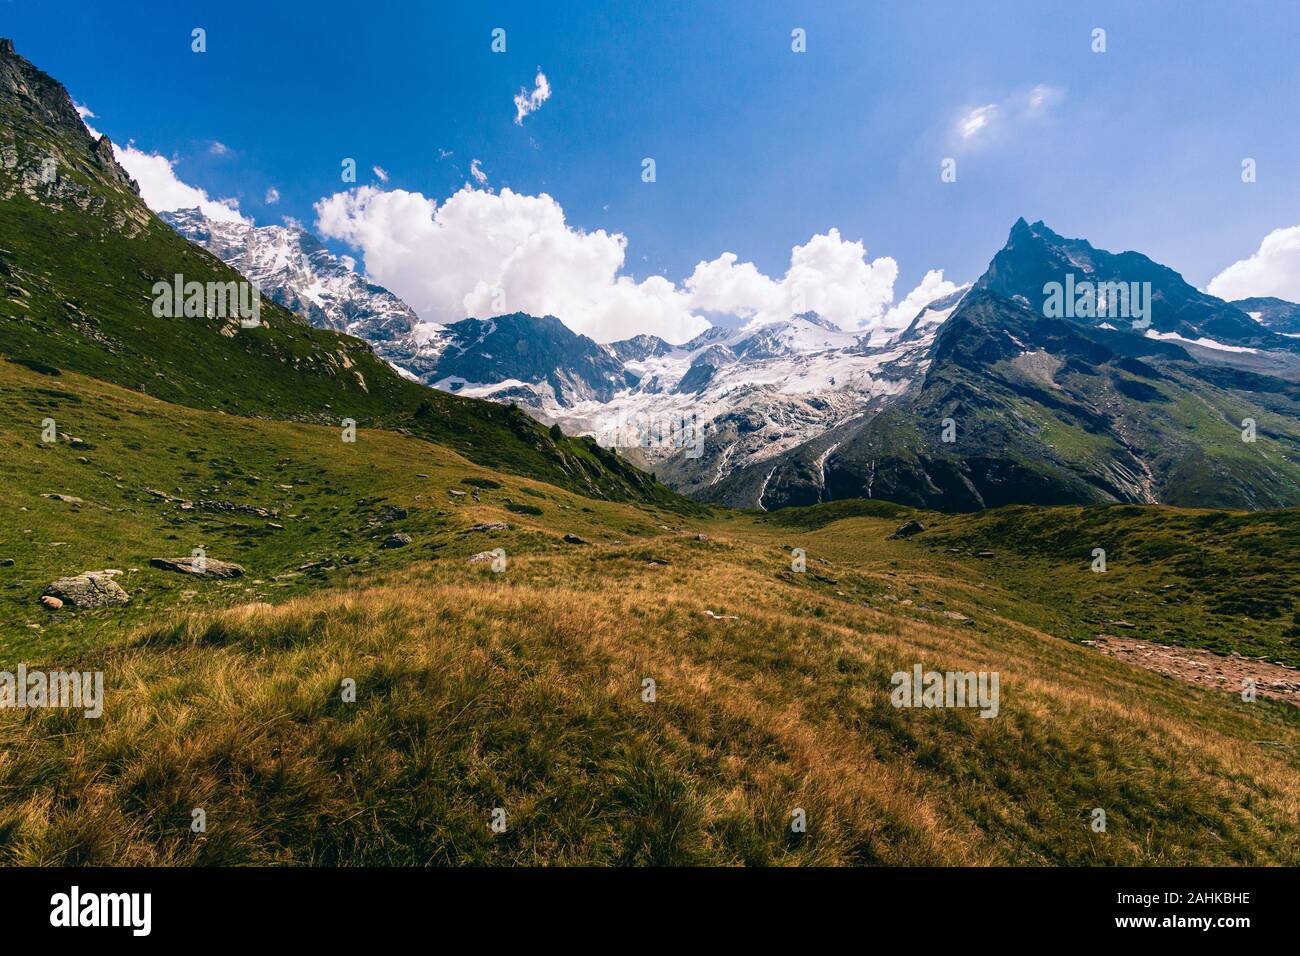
[2,399,1298,864]
[0,359,696,658]
[0,39,685,507]
[763,500,1300,667]
[1,500,1296,864]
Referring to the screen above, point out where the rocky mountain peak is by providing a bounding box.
[0,37,89,139]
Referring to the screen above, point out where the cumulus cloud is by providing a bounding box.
[470,159,488,185]
[315,185,706,343]
[315,184,957,344]
[1207,226,1300,303]
[75,102,247,223]
[209,141,230,157]
[115,146,248,223]
[882,269,964,329]
[264,186,280,205]
[513,69,551,125]
[686,229,940,333]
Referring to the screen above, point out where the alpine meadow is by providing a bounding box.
[0,2,1297,938]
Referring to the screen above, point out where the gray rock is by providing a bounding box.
[42,493,84,504]
[889,519,926,539]
[563,533,588,545]
[44,570,129,607]
[381,533,412,548]
[469,522,508,533]
[150,556,245,578]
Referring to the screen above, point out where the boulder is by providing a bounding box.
[42,493,84,504]
[44,569,129,608]
[381,533,411,549]
[469,522,508,533]
[888,519,926,539]
[150,556,245,578]
[562,533,588,545]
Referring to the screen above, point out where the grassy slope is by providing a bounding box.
[1,395,1297,864]
[0,84,685,507]
[0,359,693,658]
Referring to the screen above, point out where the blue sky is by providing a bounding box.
[6,0,1300,338]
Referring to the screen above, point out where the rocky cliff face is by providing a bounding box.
[160,207,440,377]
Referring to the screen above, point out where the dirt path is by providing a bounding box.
[1087,635,1300,706]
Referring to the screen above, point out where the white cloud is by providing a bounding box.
[958,104,998,140]
[882,269,964,329]
[209,141,230,157]
[315,184,706,343]
[951,85,1063,145]
[1207,225,1300,302]
[513,69,551,125]
[115,145,248,223]
[264,186,280,204]
[686,229,942,333]
[1026,83,1064,116]
[470,159,488,186]
[373,165,389,183]
[315,184,956,344]
[75,102,247,223]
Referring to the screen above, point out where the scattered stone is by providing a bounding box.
[199,499,275,519]
[1107,620,1137,630]
[469,522,508,533]
[695,533,709,541]
[468,550,499,564]
[448,489,467,498]
[704,609,738,621]
[889,519,926,539]
[40,595,63,610]
[41,493,84,504]
[44,569,129,608]
[562,533,588,545]
[381,533,411,549]
[266,522,283,529]
[150,556,245,578]
[976,551,995,558]
[0,558,13,567]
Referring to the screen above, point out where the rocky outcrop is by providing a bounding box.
[150,557,245,578]
[44,570,130,607]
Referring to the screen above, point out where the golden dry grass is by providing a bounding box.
[1,529,1296,865]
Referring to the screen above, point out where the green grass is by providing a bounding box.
[0,360,694,658]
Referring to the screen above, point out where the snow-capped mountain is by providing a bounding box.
[160,206,964,492]
[160,207,446,378]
